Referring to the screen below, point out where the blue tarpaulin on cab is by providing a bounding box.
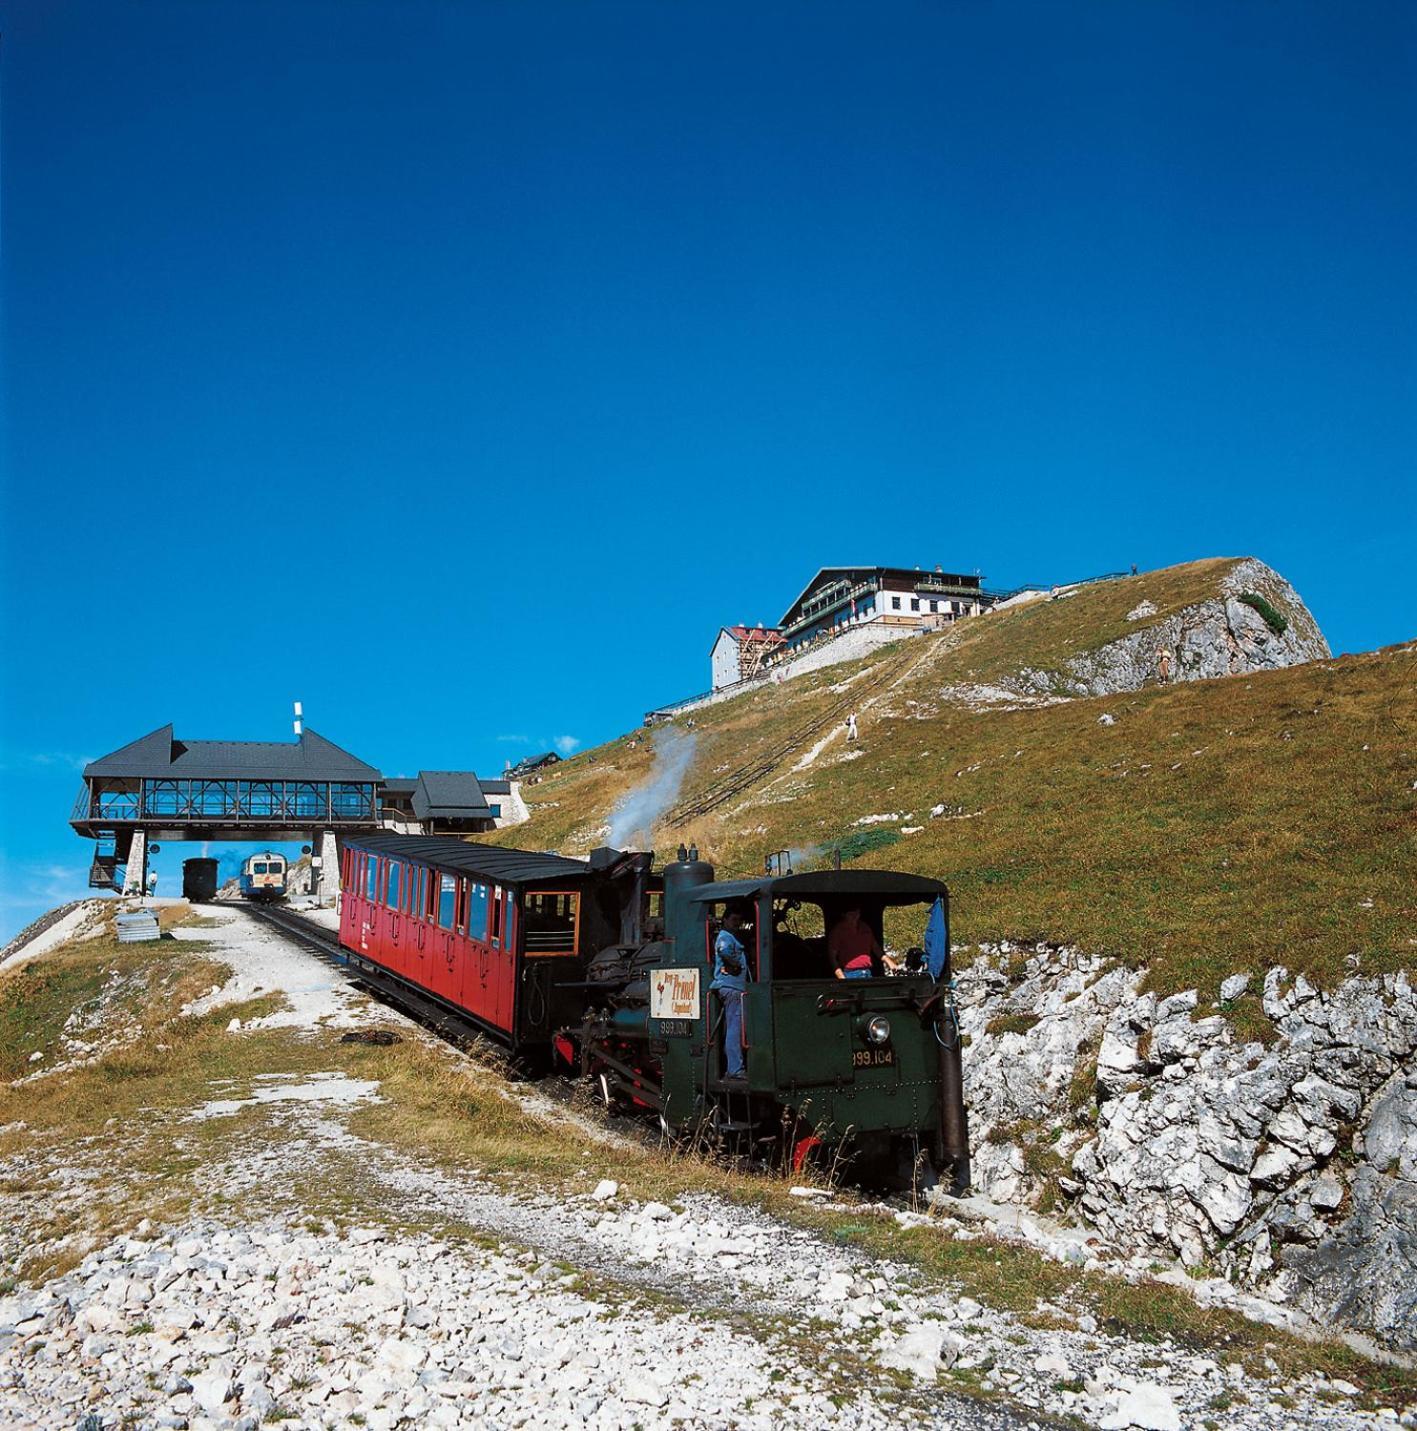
[924,896,948,981]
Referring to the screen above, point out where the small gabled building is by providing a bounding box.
[710,624,785,691]
[508,751,561,779]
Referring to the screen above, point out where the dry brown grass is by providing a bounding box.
[487,560,1415,998]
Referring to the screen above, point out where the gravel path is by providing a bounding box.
[1,907,1409,1430]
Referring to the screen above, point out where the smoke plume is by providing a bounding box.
[607,726,697,848]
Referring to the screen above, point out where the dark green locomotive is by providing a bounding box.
[559,846,971,1192]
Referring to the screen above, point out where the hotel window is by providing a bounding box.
[891,596,901,611]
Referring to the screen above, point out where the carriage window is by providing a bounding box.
[366,858,379,900]
[386,862,401,909]
[438,874,456,929]
[467,881,490,940]
[490,887,503,947]
[523,891,579,955]
[455,880,468,934]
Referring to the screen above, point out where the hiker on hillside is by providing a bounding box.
[710,904,751,1080]
[1158,647,1172,684]
[846,712,858,742]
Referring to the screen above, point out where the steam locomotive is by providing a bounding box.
[338,832,969,1190]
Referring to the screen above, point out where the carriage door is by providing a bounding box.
[387,861,402,966]
[413,866,428,978]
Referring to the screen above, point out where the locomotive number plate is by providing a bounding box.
[852,1049,895,1068]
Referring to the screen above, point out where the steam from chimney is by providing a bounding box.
[293,700,303,737]
[606,726,697,848]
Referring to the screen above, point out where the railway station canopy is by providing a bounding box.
[70,724,498,842]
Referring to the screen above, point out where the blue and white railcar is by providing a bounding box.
[239,851,288,901]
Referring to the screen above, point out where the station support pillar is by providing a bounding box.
[313,829,340,907]
[121,830,148,896]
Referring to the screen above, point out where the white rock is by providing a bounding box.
[880,1326,964,1381]
[378,1339,429,1374]
[1100,1381,1182,1431]
[819,1271,854,1302]
[622,1374,669,1407]
[590,1179,619,1202]
[1034,1352,1072,1378]
[1098,713,1116,726]
[1219,973,1251,1002]
[27,1050,42,1063]
[1251,1145,1301,1185]
[642,1201,674,1221]
[189,1371,233,1412]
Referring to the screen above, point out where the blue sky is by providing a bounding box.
[2,2,1414,940]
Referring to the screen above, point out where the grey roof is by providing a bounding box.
[684,869,949,906]
[479,779,511,796]
[346,832,589,887]
[509,751,560,773]
[381,778,418,794]
[84,725,381,782]
[412,771,492,820]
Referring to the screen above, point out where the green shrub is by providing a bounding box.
[1237,592,1288,635]
[825,828,902,862]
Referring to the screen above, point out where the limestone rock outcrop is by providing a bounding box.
[956,946,1417,1351]
[1015,558,1330,698]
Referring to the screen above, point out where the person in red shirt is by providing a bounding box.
[828,905,882,980]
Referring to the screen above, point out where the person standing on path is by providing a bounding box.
[710,905,750,1080]
[846,712,858,742]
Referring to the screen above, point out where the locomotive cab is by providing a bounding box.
[634,854,970,1192]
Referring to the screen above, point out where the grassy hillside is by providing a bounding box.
[493,562,1415,997]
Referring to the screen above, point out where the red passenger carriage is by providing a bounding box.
[338,833,650,1052]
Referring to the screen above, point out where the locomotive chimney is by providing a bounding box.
[619,852,653,945]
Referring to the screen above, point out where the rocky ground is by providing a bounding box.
[957,942,1417,1354]
[1,907,1413,1430]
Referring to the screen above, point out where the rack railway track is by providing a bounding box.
[664,637,941,827]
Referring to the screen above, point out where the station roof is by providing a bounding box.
[83,725,381,782]
[346,831,590,886]
[411,771,494,821]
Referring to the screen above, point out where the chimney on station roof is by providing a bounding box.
[293,700,303,737]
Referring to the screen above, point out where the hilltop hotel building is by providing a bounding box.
[710,565,990,691]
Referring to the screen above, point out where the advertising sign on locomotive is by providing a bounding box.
[338,833,969,1190]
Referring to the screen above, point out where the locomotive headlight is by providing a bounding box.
[866,1015,891,1046]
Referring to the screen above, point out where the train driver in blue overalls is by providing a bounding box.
[711,904,751,1081]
